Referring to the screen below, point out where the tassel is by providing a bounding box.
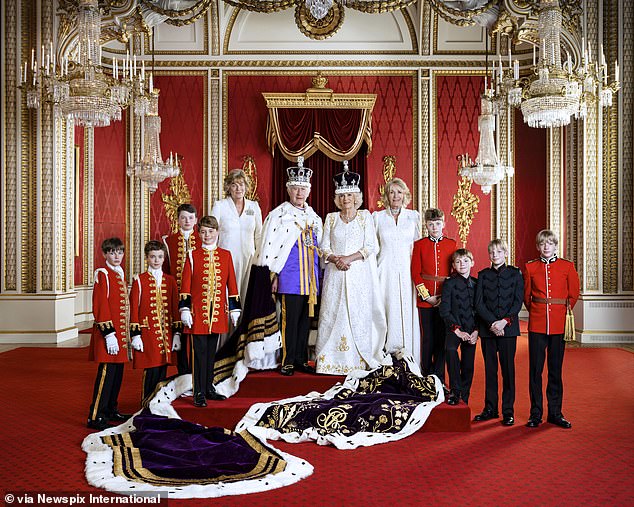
[563,304,575,342]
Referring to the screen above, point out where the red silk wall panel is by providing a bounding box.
[226,74,414,215]
[149,75,205,239]
[93,113,127,271]
[74,127,84,285]
[513,109,547,269]
[436,75,491,272]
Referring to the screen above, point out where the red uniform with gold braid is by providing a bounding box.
[411,236,456,307]
[180,246,240,335]
[162,230,201,289]
[89,266,129,363]
[523,257,580,334]
[87,264,130,429]
[162,229,200,374]
[410,235,456,383]
[129,272,180,369]
[180,245,241,402]
[523,256,580,424]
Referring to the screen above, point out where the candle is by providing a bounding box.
[127,152,131,166]
[77,42,81,63]
[508,40,512,67]
[551,43,555,65]
[40,45,44,66]
[533,44,536,66]
[46,53,50,75]
[31,48,34,71]
[99,46,102,64]
[133,55,136,76]
[615,60,619,82]
[50,41,55,70]
[32,67,36,86]
[65,57,68,76]
[513,60,519,80]
[582,37,585,60]
[87,42,91,61]
[141,60,145,81]
[23,61,27,83]
[149,72,153,93]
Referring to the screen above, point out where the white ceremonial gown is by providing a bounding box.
[315,210,388,375]
[211,197,263,300]
[373,208,422,364]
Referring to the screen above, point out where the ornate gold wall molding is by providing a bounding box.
[602,0,619,294]
[418,70,430,212]
[492,106,515,263]
[3,0,18,292]
[152,59,502,68]
[83,127,95,285]
[546,128,563,244]
[621,0,633,292]
[565,121,579,267]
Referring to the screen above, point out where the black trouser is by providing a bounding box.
[418,307,446,384]
[191,334,219,396]
[88,362,125,421]
[176,334,191,375]
[445,332,476,403]
[280,294,310,368]
[142,365,168,401]
[528,331,566,419]
[481,336,517,416]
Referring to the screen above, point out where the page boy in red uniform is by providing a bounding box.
[179,216,241,407]
[411,208,457,385]
[87,237,131,431]
[162,203,200,375]
[524,229,580,429]
[129,240,182,401]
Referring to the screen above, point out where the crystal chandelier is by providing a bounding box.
[497,0,620,128]
[126,29,178,193]
[126,90,179,193]
[19,0,129,127]
[460,94,514,195]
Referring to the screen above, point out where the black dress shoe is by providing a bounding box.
[526,416,542,428]
[501,416,515,426]
[473,409,499,422]
[87,417,113,431]
[193,393,207,407]
[296,362,316,374]
[108,411,132,422]
[205,389,227,401]
[280,365,294,376]
[547,415,572,429]
[446,393,459,405]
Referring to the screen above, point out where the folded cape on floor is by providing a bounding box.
[236,356,444,449]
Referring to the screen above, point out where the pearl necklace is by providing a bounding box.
[390,207,401,216]
[340,212,356,223]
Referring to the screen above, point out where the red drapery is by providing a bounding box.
[268,108,371,161]
[272,145,368,219]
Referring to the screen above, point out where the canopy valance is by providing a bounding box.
[263,78,376,162]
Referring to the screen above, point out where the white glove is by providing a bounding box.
[180,308,193,328]
[172,332,181,351]
[131,335,144,352]
[105,333,119,355]
[230,309,241,327]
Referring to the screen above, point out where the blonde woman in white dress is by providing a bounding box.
[315,163,388,375]
[211,169,263,301]
[372,178,422,364]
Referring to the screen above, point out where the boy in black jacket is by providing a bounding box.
[439,249,478,406]
[474,239,524,426]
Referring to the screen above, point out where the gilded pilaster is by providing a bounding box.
[21,0,36,294]
[417,69,431,212]
[210,71,220,205]
[546,128,563,242]
[601,0,619,293]
[84,127,95,283]
[621,0,633,291]
[210,0,220,56]
[421,2,432,56]
[493,106,515,263]
[3,0,18,291]
[565,122,579,265]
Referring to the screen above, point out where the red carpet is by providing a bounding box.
[0,340,632,506]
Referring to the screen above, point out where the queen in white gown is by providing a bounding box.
[211,169,263,301]
[315,166,388,375]
[373,178,422,364]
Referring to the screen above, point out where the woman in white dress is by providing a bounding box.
[315,163,387,375]
[211,169,263,301]
[373,178,422,364]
